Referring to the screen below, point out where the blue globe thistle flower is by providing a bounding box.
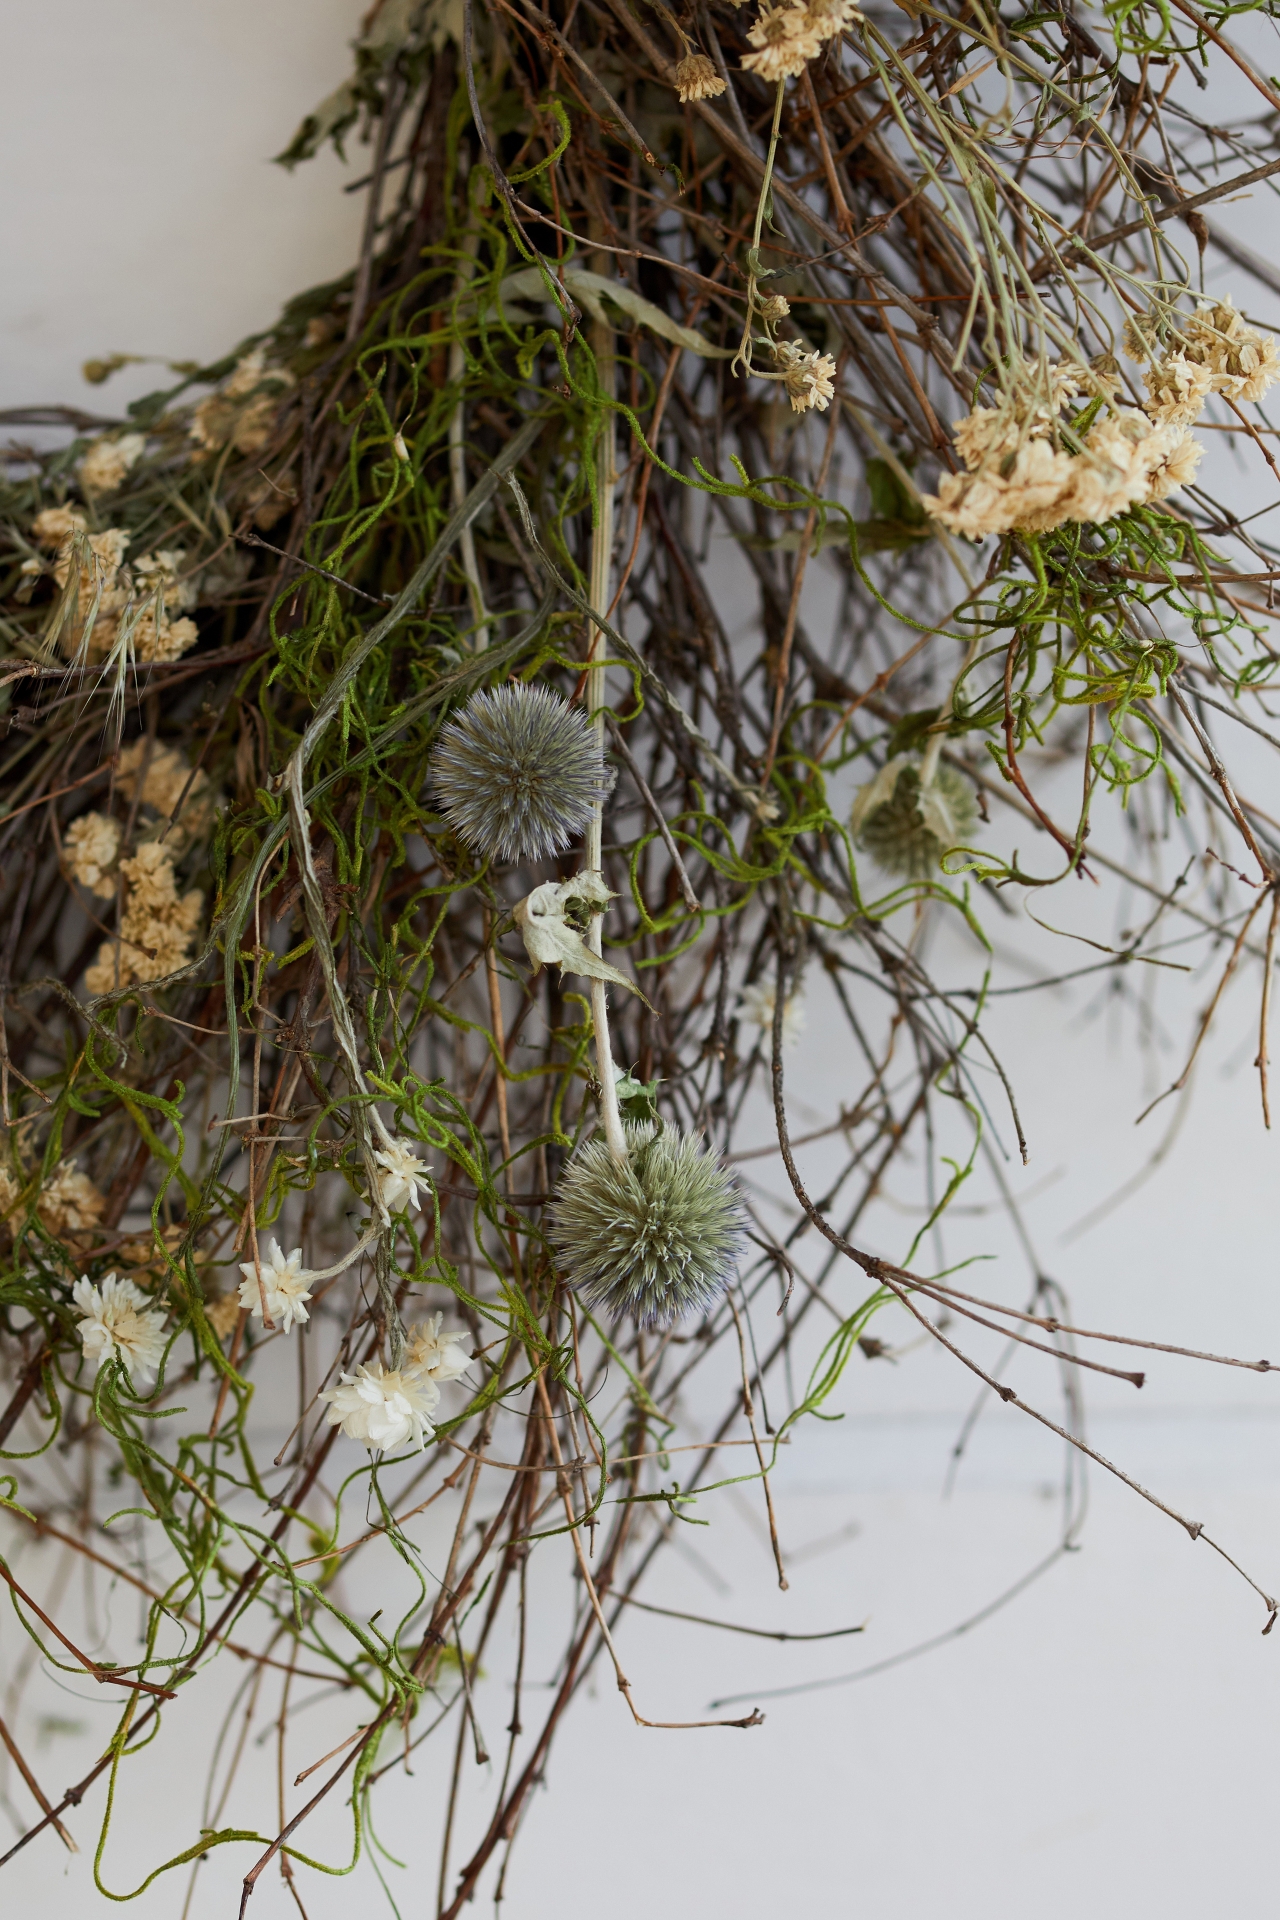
[430,683,610,864]
[548,1124,743,1330]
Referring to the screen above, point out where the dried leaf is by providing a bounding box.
[513,874,651,1006]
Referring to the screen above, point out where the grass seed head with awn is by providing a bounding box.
[3,0,1280,1905]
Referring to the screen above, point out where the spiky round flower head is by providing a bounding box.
[548,1124,743,1330]
[851,757,977,880]
[430,683,610,864]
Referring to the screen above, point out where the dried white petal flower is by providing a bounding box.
[73,1272,168,1385]
[674,53,727,101]
[373,1138,430,1213]
[758,294,791,325]
[65,811,121,898]
[320,1361,440,1452]
[738,978,806,1047]
[237,1238,315,1333]
[405,1313,472,1384]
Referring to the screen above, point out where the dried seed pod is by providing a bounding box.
[852,756,977,880]
[430,683,610,864]
[548,1124,743,1330]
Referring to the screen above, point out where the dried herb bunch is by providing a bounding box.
[3,0,1280,1906]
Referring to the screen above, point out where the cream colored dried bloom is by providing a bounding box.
[65,812,121,897]
[742,3,824,79]
[1175,298,1280,404]
[0,1166,20,1226]
[373,1138,430,1213]
[133,607,199,664]
[73,1272,168,1385]
[133,549,197,614]
[922,437,1077,539]
[404,1313,472,1385]
[191,351,295,456]
[774,340,837,413]
[758,294,791,325]
[32,506,86,547]
[673,52,726,101]
[803,0,864,36]
[224,348,269,399]
[738,978,806,1047]
[84,844,203,994]
[205,1292,243,1341]
[320,1361,440,1452]
[1143,427,1203,501]
[1144,353,1214,427]
[38,1159,106,1238]
[78,432,146,498]
[237,1238,315,1333]
[117,740,213,838]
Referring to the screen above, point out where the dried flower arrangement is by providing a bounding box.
[3,0,1280,1908]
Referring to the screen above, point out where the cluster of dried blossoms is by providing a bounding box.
[740,0,864,81]
[924,300,1280,541]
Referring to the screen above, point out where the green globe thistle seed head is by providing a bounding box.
[854,761,977,880]
[430,683,610,865]
[547,1124,743,1330]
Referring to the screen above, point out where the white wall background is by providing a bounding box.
[4,6,1280,1917]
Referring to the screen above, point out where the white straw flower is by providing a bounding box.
[405,1313,472,1384]
[73,1272,168,1385]
[237,1238,315,1332]
[372,1138,430,1213]
[320,1361,440,1452]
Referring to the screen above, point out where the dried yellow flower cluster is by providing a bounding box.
[84,844,204,995]
[117,738,214,843]
[78,432,146,498]
[742,0,863,81]
[922,357,1208,540]
[64,811,121,897]
[190,347,296,458]
[28,516,199,664]
[1134,297,1280,422]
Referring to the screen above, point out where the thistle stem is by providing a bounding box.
[586,321,627,1164]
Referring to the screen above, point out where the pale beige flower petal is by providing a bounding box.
[673,52,727,101]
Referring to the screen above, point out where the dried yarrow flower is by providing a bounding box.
[73,1272,168,1385]
[673,52,726,100]
[431,683,611,864]
[548,1124,743,1330]
[84,844,203,994]
[65,811,121,898]
[851,757,977,879]
[117,739,213,841]
[78,432,146,498]
[803,0,864,36]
